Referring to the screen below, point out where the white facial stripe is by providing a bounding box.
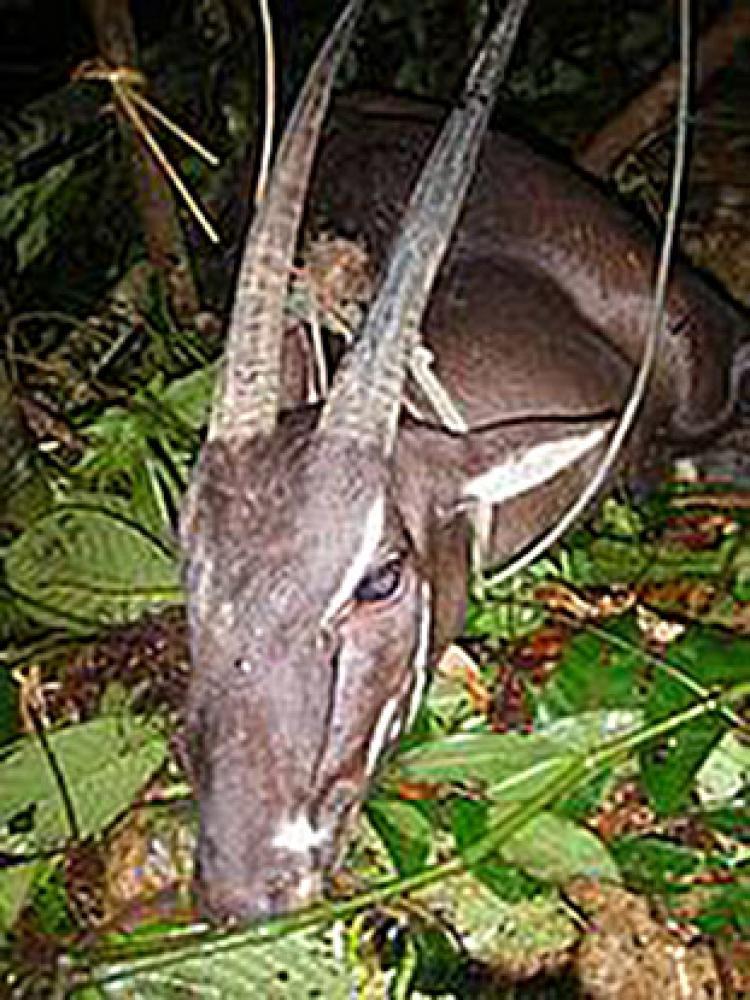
[271,814,329,854]
[365,695,401,776]
[322,493,385,624]
[407,581,431,727]
[462,425,608,505]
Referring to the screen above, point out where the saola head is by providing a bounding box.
[183,422,434,919]
[182,0,532,920]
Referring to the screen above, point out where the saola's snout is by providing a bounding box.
[187,553,426,922]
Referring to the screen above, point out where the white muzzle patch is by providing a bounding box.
[271,814,330,854]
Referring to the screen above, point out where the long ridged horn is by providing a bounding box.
[208,0,364,441]
[319,0,530,451]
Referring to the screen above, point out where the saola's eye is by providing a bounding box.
[354,557,403,603]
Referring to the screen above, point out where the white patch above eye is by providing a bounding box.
[462,425,608,505]
[271,814,330,854]
[322,492,385,624]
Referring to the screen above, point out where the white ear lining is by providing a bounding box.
[462,424,609,505]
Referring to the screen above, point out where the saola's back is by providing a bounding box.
[311,99,744,439]
[289,98,747,566]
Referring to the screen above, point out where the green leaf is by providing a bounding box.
[91,927,355,999]
[500,811,618,886]
[0,161,74,271]
[366,796,433,876]
[16,211,49,273]
[579,534,734,588]
[451,796,617,893]
[610,837,700,897]
[451,796,489,849]
[536,616,645,719]
[417,871,575,967]
[394,731,573,798]
[466,557,559,641]
[408,926,465,996]
[641,716,725,816]
[450,797,541,902]
[159,364,216,432]
[0,714,167,851]
[72,366,215,534]
[696,731,750,807]
[5,495,182,632]
[701,806,750,844]
[641,627,750,815]
[0,860,44,933]
[695,880,750,937]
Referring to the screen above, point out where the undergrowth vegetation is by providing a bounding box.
[2,370,749,994]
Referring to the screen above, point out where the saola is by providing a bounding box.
[181,0,749,920]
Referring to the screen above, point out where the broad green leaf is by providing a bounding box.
[76,366,214,481]
[536,712,641,824]
[696,731,750,807]
[539,709,641,744]
[90,927,355,999]
[500,812,618,884]
[701,806,750,844]
[417,872,575,967]
[0,714,167,851]
[451,796,489,850]
[454,802,618,889]
[366,796,433,876]
[611,837,700,897]
[641,626,750,815]
[72,367,215,534]
[160,364,216,432]
[5,495,181,632]
[393,731,573,797]
[536,616,645,719]
[407,926,465,996]
[0,860,44,933]
[658,626,750,690]
[696,881,750,937]
[641,714,725,816]
[394,714,630,803]
[450,797,542,902]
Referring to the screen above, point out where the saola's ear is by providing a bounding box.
[458,415,615,508]
[394,414,615,554]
